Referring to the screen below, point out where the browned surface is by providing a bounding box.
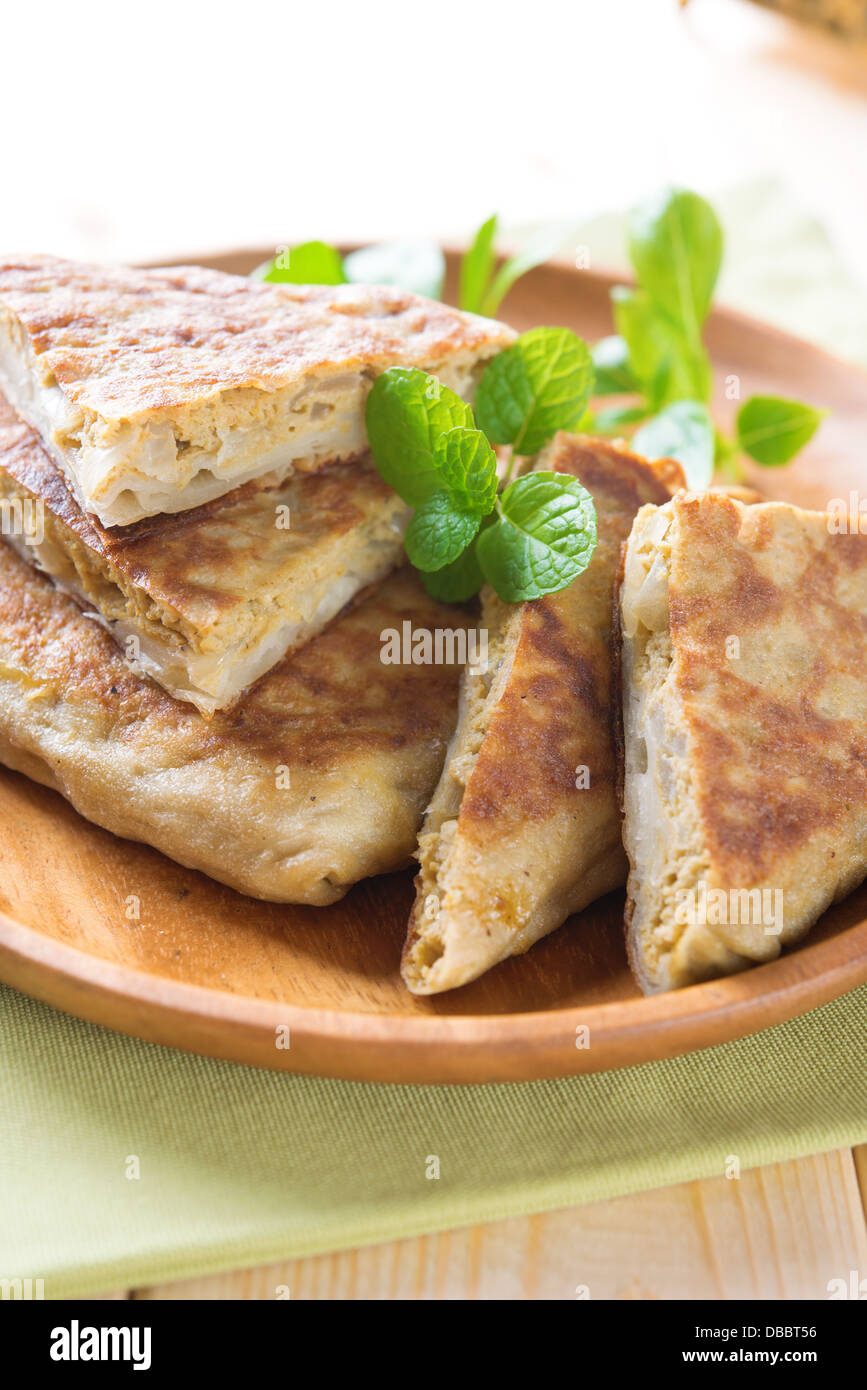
[0,544,469,904]
[401,435,685,993]
[0,251,866,1081]
[0,255,513,420]
[671,494,867,890]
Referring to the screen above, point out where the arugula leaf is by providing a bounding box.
[459,215,499,314]
[592,336,639,395]
[735,395,827,466]
[480,223,576,318]
[628,187,723,342]
[365,368,474,506]
[633,401,715,489]
[476,471,597,602]
[612,286,712,407]
[433,427,498,514]
[405,493,481,572]
[475,327,594,455]
[259,241,346,285]
[343,239,445,300]
[420,541,485,602]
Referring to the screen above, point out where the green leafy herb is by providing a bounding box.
[475,327,594,455]
[365,349,598,603]
[459,218,575,318]
[735,395,827,466]
[479,223,575,319]
[405,493,481,572]
[476,472,598,602]
[633,401,715,489]
[433,427,499,514]
[343,240,445,300]
[419,541,485,602]
[593,403,650,434]
[591,336,639,395]
[364,369,474,506]
[612,286,711,407]
[459,215,499,314]
[258,241,347,285]
[591,186,826,479]
[628,187,723,344]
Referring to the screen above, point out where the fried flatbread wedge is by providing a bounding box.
[0,255,514,526]
[0,547,470,904]
[0,393,409,713]
[619,492,867,992]
[401,433,684,994]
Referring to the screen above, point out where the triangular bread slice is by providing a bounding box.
[619,491,867,992]
[0,546,471,905]
[401,433,684,994]
[0,255,513,526]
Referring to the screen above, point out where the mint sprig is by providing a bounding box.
[475,327,594,456]
[365,370,474,507]
[365,340,598,604]
[476,472,597,602]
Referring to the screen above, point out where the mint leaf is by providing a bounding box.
[459,215,499,314]
[365,368,474,506]
[343,239,445,300]
[420,542,484,602]
[633,401,714,488]
[258,241,346,285]
[628,187,723,341]
[476,471,597,602]
[475,327,594,455]
[480,222,576,318]
[612,286,712,407]
[433,427,498,514]
[736,395,827,466]
[405,493,481,572]
[592,336,639,395]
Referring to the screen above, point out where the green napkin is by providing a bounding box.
[3,181,867,1298]
[3,984,867,1297]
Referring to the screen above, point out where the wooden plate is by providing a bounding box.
[2,249,867,1085]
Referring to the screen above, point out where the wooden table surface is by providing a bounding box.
[79,1146,866,1300]
[7,0,867,1300]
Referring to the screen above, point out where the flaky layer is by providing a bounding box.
[0,256,514,524]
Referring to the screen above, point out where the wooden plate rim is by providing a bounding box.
[2,906,866,1084]
[3,255,867,1083]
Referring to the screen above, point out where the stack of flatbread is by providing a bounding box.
[1,255,863,996]
[0,255,513,903]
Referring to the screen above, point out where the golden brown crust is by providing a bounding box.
[0,545,470,903]
[621,491,867,991]
[0,255,514,420]
[401,433,685,993]
[672,494,867,884]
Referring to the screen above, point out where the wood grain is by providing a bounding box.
[1,252,867,1083]
[133,1150,867,1301]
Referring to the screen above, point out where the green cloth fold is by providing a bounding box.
[3,180,867,1297]
[3,983,867,1298]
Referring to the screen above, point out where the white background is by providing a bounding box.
[2,0,866,284]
